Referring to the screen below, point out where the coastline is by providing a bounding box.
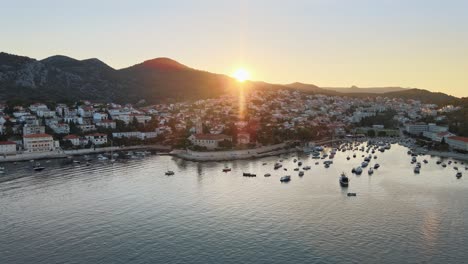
[0,144,171,163]
[170,143,296,161]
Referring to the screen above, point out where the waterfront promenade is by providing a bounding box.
[0,145,171,163]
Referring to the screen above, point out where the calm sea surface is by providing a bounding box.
[1,144,467,264]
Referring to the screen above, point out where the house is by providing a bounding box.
[23,125,46,136]
[49,123,70,134]
[446,136,468,151]
[23,133,55,152]
[85,133,108,145]
[95,120,116,129]
[237,132,250,145]
[93,112,108,121]
[78,124,96,132]
[0,141,16,155]
[188,134,232,150]
[63,134,80,146]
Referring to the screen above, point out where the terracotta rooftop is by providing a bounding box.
[448,136,468,143]
[0,141,16,145]
[192,134,232,141]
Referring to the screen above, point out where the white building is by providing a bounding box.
[93,112,108,121]
[405,123,428,135]
[23,125,45,136]
[85,133,108,145]
[0,141,16,155]
[188,134,232,150]
[95,120,116,129]
[23,133,55,153]
[63,134,80,146]
[447,136,468,151]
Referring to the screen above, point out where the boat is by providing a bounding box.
[361,161,369,168]
[346,156,350,160]
[222,167,231,172]
[354,167,363,175]
[165,170,175,176]
[347,192,357,197]
[280,175,291,182]
[368,168,374,175]
[423,160,428,164]
[262,162,267,165]
[33,163,45,171]
[73,160,80,164]
[294,168,299,171]
[264,173,271,177]
[436,160,442,165]
[293,159,297,163]
[412,157,417,163]
[339,172,349,187]
[97,154,108,161]
[456,172,462,178]
[298,171,304,177]
[374,163,380,169]
[298,161,302,166]
[86,162,91,166]
[243,172,256,177]
[303,166,311,170]
[454,166,458,171]
[274,163,282,169]
[414,166,420,173]
[324,163,330,168]
[442,163,447,168]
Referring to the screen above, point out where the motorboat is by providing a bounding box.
[374,163,380,169]
[298,161,303,166]
[264,173,271,177]
[222,167,231,172]
[303,166,311,170]
[442,163,447,168]
[165,170,175,176]
[368,168,374,175]
[298,171,304,177]
[294,168,299,171]
[280,175,291,182]
[243,172,256,177]
[347,192,357,197]
[361,161,369,168]
[339,172,349,187]
[274,163,282,169]
[346,156,350,160]
[354,166,363,175]
[414,166,420,173]
[456,172,462,178]
[33,163,45,171]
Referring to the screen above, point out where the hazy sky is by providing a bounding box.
[2,0,468,97]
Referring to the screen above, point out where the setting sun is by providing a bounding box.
[232,68,250,82]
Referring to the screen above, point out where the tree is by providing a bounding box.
[367,129,376,137]
[377,131,387,137]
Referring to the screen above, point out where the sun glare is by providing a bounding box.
[232,68,250,82]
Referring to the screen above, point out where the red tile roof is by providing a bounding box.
[0,141,16,145]
[192,134,231,141]
[448,136,468,143]
[23,133,53,139]
[64,134,79,139]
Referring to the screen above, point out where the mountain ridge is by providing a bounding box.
[0,52,459,105]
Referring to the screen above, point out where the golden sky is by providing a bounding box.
[2,0,467,97]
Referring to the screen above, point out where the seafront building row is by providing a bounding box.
[0,89,467,156]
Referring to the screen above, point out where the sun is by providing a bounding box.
[232,68,250,82]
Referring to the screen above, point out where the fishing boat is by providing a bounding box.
[339,172,349,187]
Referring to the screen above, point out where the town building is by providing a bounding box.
[23,133,55,152]
[0,141,16,155]
[446,136,468,152]
[63,134,80,146]
[188,134,232,149]
[85,133,108,145]
[23,125,45,136]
